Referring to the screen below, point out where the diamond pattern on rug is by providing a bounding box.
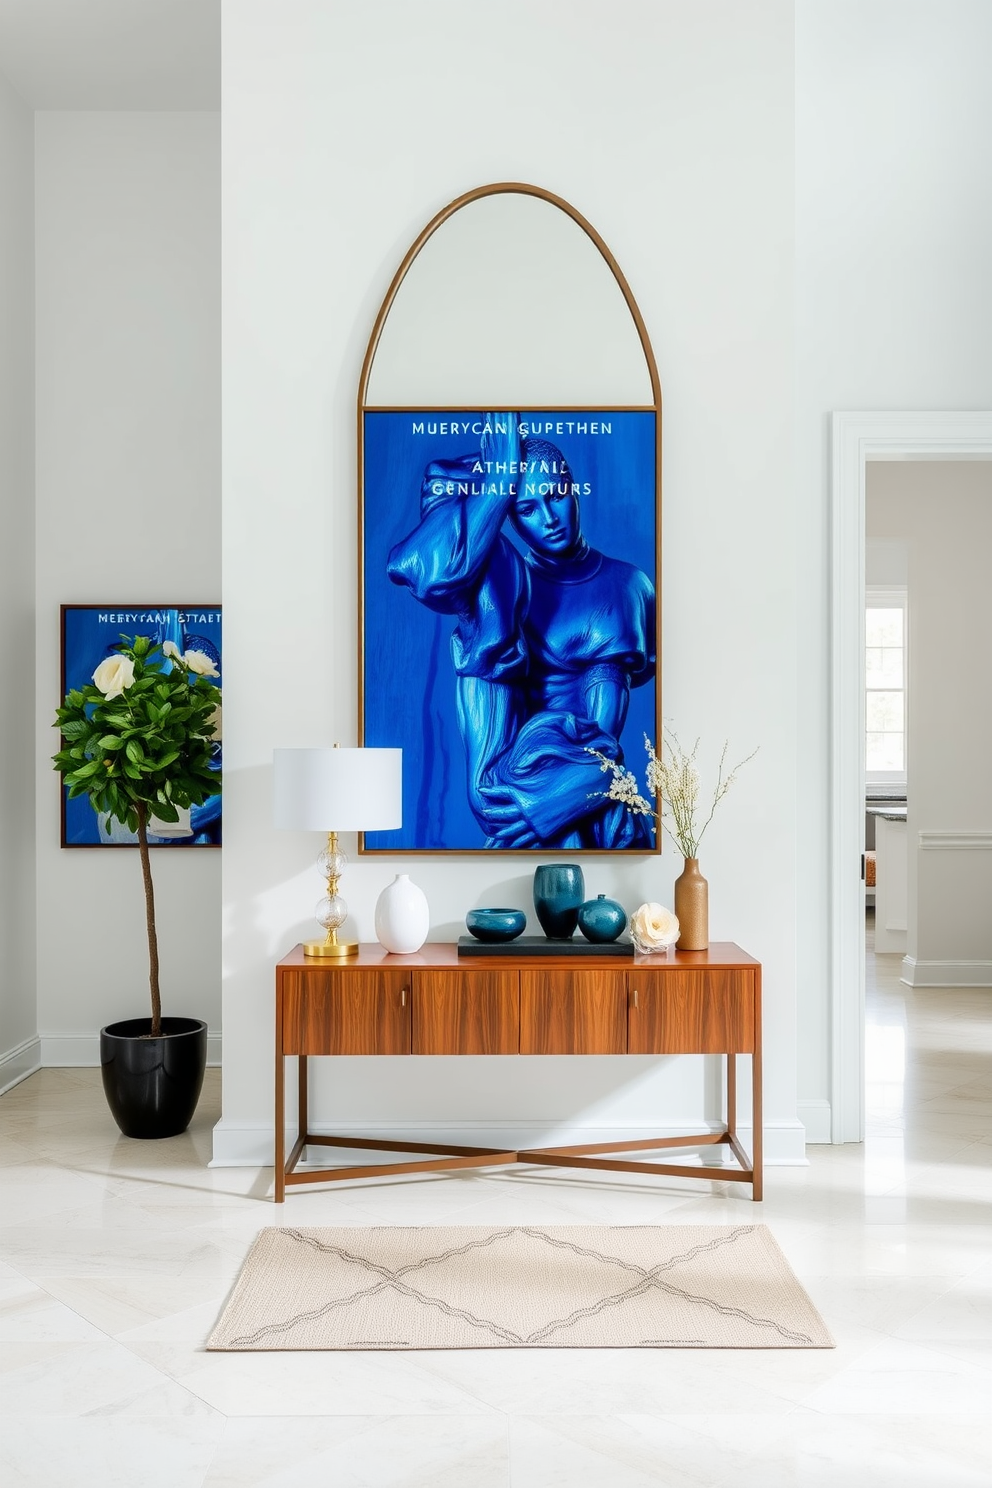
[208,1225,834,1350]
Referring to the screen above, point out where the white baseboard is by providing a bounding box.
[797,1099,833,1144]
[756,1121,808,1164]
[0,1036,42,1094]
[210,1118,809,1169]
[901,957,992,988]
[39,1031,222,1067]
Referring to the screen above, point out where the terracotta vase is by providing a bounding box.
[674,858,708,950]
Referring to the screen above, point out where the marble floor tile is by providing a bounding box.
[202,1415,510,1488]
[888,1265,992,1343]
[791,1272,957,1336]
[0,1133,39,1165]
[36,1274,230,1345]
[0,1338,206,1417]
[0,1417,223,1488]
[2,930,992,1485]
[0,1222,243,1282]
[0,1160,121,1224]
[905,1337,992,1373]
[0,1275,108,1343]
[126,1339,504,1418]
[797,1335,992,1414]
[414,1346,804,1418]
[605,1412,816,1488]
[706,1410,992,1488]
[509,1414,717,1488]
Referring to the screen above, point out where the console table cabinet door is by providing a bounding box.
[281,969,411,1055]
[412,971,519,1055]
[627,969,755,1054]
[519,970,627,1055]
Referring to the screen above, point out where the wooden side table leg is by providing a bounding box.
[727,1051,737,1137]
[751,1046,763,1201]
[298,1055,309,1162]
[752,968,763,1201]
[275,1033,285,1204]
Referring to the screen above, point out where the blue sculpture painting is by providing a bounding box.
[362,412,657,851]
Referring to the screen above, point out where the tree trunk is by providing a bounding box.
[136,805,162,1038]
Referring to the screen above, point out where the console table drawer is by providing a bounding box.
[519,969,626,1054]
[281,968,412,1055]
[627,969,755,1054]
[412,970,518,1054]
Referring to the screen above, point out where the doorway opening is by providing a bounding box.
[829,412,992,1143]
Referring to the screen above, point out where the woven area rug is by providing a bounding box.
[208,1225,834,1351]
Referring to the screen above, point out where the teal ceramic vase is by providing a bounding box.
[578,893,627,944]
[532,863,585,939]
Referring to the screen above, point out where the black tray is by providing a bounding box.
[457,935,633,957]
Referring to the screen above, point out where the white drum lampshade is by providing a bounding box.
[273,746,402,956]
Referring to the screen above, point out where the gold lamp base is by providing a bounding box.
[303,937,358,958]
[302,829,356,957]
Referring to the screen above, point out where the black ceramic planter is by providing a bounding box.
[100,1017,207,1139]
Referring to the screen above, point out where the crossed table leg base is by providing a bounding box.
[275,1048,762,1203]
[276,1129,762,1203]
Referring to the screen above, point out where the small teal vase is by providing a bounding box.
[533,863,585,939]
[578,894,628,944]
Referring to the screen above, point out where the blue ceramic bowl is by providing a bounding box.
[465,908,527,943]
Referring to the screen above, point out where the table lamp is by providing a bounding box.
[273,745,402,957]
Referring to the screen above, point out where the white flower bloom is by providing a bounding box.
[162,640,181,660]
[183,649,219,677]
[630,902,680,954]
[92,655,135,700]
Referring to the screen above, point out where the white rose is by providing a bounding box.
[162,640,181,660]
[92,655,135,700]
[630,902,680,954]
[183,649,219,677]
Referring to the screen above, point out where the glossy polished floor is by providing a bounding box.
[2,928,991,1487]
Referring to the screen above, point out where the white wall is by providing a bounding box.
[795,0,992,1133]
[34,112,221,1061]
[218,0,799,1164]
[0,68,37,1090]
[867,460,992,982]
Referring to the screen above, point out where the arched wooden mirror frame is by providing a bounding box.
[358,182,662,856]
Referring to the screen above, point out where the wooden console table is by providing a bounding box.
[274,941,762,1202]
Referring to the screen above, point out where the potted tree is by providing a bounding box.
[52,634,221,1138]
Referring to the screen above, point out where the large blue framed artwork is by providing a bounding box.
[60,604,222,848]
[361,411,659,853]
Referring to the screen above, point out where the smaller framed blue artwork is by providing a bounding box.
[60,604,222,848]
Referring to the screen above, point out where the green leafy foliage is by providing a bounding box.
[52,635,221,831]
[52,634,222,1033]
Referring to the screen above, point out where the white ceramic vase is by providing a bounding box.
[374,873,430,954]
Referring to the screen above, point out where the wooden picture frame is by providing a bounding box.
[358,185,661,855]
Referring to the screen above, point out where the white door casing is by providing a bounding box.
[829,411,992,1143]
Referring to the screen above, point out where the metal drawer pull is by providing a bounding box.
[401,987,407,1008]
[632,988,639,1009]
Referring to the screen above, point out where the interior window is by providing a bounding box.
[866,589,907,792]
